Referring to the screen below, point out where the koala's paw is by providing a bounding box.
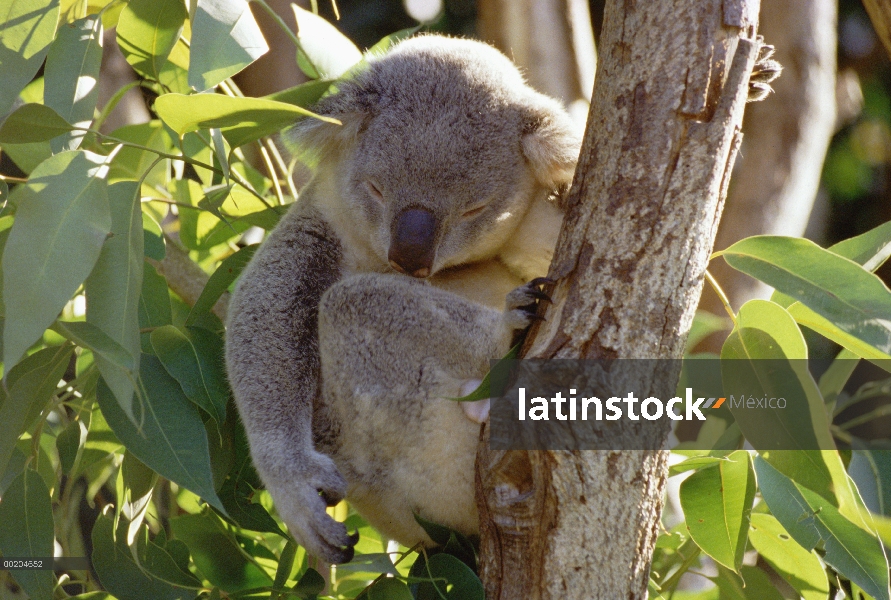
[503,277,554,334]
[748,37,782,102]
[273,452,358,564]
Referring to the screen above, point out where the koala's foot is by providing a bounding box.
[458,378,491,423]
[748,37,782,102]
[271,451,358,564]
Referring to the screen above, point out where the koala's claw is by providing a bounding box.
[504,278,555,334]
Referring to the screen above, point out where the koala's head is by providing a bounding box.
[290,35,580,278]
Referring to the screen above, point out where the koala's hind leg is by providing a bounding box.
[316,273,517,546]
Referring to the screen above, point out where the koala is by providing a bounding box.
[225,35,580,564]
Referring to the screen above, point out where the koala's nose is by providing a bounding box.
[389,208,438,278]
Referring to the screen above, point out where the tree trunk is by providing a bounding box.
[702,0,837,320]
[475,1,761,598]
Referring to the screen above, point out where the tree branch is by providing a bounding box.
[476,1,761,597]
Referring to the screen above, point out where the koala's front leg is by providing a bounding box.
[225,204,357,563]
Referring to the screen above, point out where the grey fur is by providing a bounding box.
[225,34,580,563]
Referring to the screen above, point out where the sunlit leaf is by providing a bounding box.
[679,450,755,572]
[0,0,61,116]
[44,15,103,152]
[188,0,268,91]
[748,513,829,600]
[116,0,187,82]
[292,4,361,80]
[154,93,334,149]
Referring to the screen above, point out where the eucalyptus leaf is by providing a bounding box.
[44,15,103,152]
[116,0,187,82]
[154,93,335,149]
[720,236,891,356]
[0,102,75,143]
[96,355,226,514]
[85,181,143,421]
[292,4,362,80]
[679,450,754,572]
[0,469,55,600]
[748,513,829,600]
[0,0,61,116]
[755,457,890,600]
[2,150,112,370]
[0,344,74,476]
[188,0,269,91]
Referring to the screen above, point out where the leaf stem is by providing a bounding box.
[704,270,737,326]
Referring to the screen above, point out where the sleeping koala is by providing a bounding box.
[224,35,580,563]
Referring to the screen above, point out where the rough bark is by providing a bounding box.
[475,1,761,598]
[863,0,891,61]
[477,0,596,110]
[702,0,837,318]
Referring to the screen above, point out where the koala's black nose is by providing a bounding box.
[389,208,438,278]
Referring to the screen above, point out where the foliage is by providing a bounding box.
[0,2,890,600]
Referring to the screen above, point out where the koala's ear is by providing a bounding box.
[287,110,367,168]
[521,100,582,188]
[287,80,377,167]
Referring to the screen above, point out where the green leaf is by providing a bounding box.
[292,5,362,80]
[215,414,286,536]
[56,419,86,475]
[188,0,269,91]
[293,568,325,598]
[0,102,75,143]
[679,450,755,572]
[97,354,226,514]
[139,263,172,329]
[92,512,194,600]
[668,455,728,477]
[154,93,335,149]
[363,578,413,600]
[720,300,834,452]
[819,348,860,409]
[365,26,419,56]
[53,321,135,370]
[786,301,891,360]
[43,15,103,152]
[150,325,227,424]
[170,511,273,592]
[116,0,187,82]
[2,150,112,370]
[0,469,55,600]
[410,553,484,600]
[829,219,891,272]
[0,344,74,475]
[720,236,891,356]
[748,513,830,600]
[755,457,890,600]
[264,78,333,108]
[711,565,787,600]
[0,0,61,116]
[186,245,257,325]
[85,181,143,420]
[107,121,172,190]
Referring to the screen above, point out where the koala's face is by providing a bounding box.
[292,36,580,278]
[344,107,540,277]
